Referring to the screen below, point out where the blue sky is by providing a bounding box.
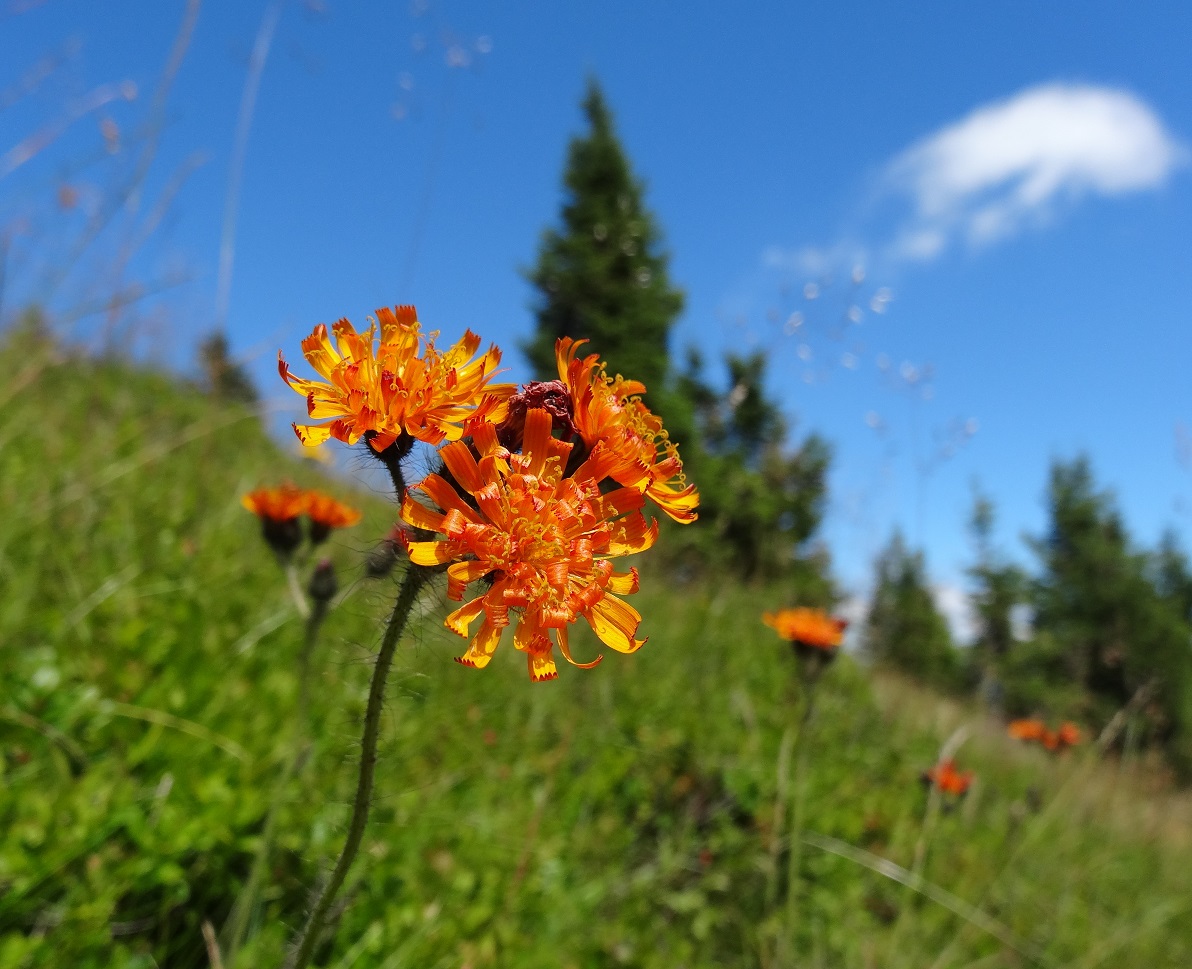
[4,0,1191,624]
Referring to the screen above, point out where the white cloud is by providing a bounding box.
[762,242,867,277]
[885,82,1185,261]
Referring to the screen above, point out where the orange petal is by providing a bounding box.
[606,568,640,595]
[406,540,461,566]
[293,422,334,447]
[444,597,486,638]
[522,408,554,478]
[400,495,446,532]
[440,441,485,495]
[456,617,502,669]
[585,593,646,654]
[556,625,603,670]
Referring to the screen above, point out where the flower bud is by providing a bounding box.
[308,559,339,604]
[365,537,400,579]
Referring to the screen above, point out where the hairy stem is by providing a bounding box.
[285,564,429,969]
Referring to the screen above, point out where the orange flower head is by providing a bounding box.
[1009,718,1082,752]
[400,408,658,682]
[279,305,515,453]
[762,607,848,652]
[1008,718,1048,743]
[304,490,363,544]
[242,483,307,557]
[555,337,699,524]
[922,759,973,797]
[1054,721,1083,748]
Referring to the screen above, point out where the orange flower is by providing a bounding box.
[762,607,848,652]
[1008,718,1048,743]
[242,483,307,557]
[304,490,362,543]
[242,483,307,522]
[922,759,973,796]
[279,305,514,452]
[1054,721,1082,748]
[555,337,699,524]
[400,408,658,681]
[1009,718,1083,752]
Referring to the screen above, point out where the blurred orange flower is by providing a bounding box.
[1054,721,1083,748]
[922,759,973,796]
[242,483,307,557]
[400,408,657,681]
[305,490,362,543]
[555,337,699,524]
[242,483,307,522]
[1008,717,1083,752]
[762,607,848,652]
[279,305,514,452]
[1007,718,1048,742]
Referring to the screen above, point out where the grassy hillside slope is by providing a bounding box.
[1,334,1190,968]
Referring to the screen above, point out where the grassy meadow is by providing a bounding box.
[2,332,1191,968]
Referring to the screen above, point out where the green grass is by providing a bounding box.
[2,334,1191,968]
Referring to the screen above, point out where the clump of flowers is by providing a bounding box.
[921,758,974,797]
[276,316,699,969]
[401,408,657,681]
[242,484,361,557]
[1008,718,1083,752]
[279,304,515,453]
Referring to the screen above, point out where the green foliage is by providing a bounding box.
[3,339,1192,967]
[199,331,258,404]
[666,349,833,592]
[865,532,959,689]
[1027,457,1192,766]
[523,79,683,393]
[997,632,1090,720]
[966,491,1028,666]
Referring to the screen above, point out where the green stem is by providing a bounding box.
[285,565,429,969]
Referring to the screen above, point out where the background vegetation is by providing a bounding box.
[3,317,1192,967]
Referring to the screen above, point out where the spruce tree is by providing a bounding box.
[966,491,1027,665]
[1029,456,1192,761]
[676,348,831,585]
[864,532,958,689]
[524,80,683,392]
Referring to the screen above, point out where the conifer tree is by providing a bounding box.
[865,532,958,688]
[967,491,1027,665]
[1028,457,1192,760]
[524,80,682,392]
[676,348,831,585]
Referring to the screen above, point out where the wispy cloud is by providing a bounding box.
[884,82,1185,262]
